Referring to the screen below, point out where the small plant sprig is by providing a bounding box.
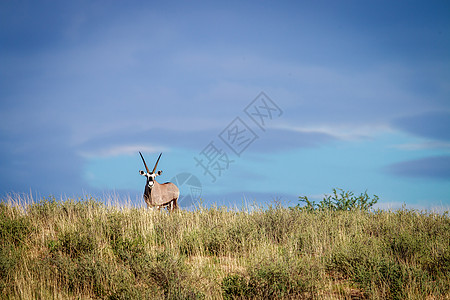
[297,188,379,212]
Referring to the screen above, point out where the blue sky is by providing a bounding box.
[1,1,449,210]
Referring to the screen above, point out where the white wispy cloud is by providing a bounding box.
[79,144,166,159]
[390,141,450,151]
[270,123,392,140]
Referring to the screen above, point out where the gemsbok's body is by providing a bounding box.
[139,152,179,211]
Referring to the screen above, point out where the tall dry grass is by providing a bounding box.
[0,195,449,299]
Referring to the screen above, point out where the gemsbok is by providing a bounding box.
[139,152,179,211]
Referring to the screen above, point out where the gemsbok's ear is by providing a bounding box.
[139,170,146,176]
[156,170,163,176]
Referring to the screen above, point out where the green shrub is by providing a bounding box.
[222,256,316,299]
[389,232,424,262]
[45,252,142,299]
[56,230,96,258]
[148,250,202,299]
[222,274,250,299]
[179,229,202,256]
[0,245,20,294]
[328,240,448,299]
[297,188,379,212]
[0,204,32,295]
[202,225,228,255]
[28,196,59,219]
[424,248,450,280]
[0,205,32,247]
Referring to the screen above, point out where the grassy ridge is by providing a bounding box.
[0,196,449,299]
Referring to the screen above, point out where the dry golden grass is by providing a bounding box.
[0,195,449,299]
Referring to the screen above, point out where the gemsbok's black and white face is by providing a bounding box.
[139,169,162,188]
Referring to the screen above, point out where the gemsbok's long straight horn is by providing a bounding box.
[139,151,150,173]
[152,153,162,173]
